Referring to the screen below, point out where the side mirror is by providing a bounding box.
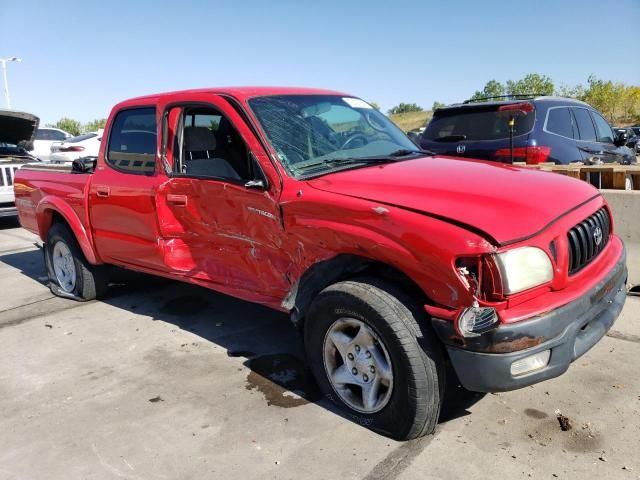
[244,179,265,189]
[614,131,628,147]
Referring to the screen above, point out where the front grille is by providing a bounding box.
[0,166,17,187]
[567,207,610,275]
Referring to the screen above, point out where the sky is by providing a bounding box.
[1,0,639,125]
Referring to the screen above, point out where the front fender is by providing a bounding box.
[36,195,100,265]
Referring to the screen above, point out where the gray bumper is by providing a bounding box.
[0,204,17,218]
[433,249,627,392]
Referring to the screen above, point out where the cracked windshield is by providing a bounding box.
[249,95,421,177]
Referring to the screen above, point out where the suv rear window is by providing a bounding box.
[423,107,535,141]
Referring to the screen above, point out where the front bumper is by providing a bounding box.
[432,248,627,392]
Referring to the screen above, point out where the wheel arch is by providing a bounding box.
[283,254,430,328]
[36,197,99,265]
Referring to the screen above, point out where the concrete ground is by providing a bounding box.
[0,217,639,480]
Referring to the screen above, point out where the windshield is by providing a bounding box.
[248,95,418,177]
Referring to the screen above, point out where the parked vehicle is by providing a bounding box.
[14,88,627,440]
[1,110,39,218]
[30,127,71,161]
[49,130,103,164]
[613,127,639,154]
[420,96,636,165]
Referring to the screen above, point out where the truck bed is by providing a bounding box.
[14,163,92,236]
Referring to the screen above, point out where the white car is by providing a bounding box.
[30,128,71,161]
[49,130,103,164]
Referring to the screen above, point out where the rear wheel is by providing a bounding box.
[304,278,444,440]
[45,223,107,301]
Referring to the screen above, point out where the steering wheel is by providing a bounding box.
[340,133,369,150]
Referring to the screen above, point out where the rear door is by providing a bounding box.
[89,106,168,271]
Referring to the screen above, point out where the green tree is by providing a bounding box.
[368,101,381,111]
[555,83,585,99]
[470,80,505,101]
[432,101,446,111]
[388,103,424,115]
[48,118,82,136]
[83,118,107,132]
[506,73,554,96]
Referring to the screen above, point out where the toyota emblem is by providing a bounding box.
[456,145,466,154]
[593,226,603,246]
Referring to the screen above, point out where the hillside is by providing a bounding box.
[389,110,433,132]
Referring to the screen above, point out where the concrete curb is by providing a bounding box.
[602,190,639,288]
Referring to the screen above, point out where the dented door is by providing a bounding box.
[157,177,290,298]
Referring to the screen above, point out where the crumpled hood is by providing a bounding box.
[0,110,39,145]
[307,155,600,245]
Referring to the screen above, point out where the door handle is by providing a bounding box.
[96,186,110,198]
[167,194,188,207]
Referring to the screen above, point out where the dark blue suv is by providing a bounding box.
[418,96,636,165]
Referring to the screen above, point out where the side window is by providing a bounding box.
[571,108,597,141]
[546,108,574,138]
[591,111,614,144]
[106,108,157,175]
[51,130,68,141]
[176,106,251,182]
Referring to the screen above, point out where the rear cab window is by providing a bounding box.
[423,105,535,142]
[106,107,157,175]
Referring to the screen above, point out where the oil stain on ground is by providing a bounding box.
[245,354,321,408]
[524,408,549,419]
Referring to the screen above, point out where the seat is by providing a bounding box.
[182,126,241,180]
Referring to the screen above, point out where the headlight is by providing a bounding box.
[495,247,553,294]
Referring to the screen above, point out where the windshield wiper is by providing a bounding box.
[293,156,395,172]
[387,148,435,157]
[432,135,467,142]
[292,149,434,173]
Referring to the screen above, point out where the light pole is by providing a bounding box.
[0,57,21,109]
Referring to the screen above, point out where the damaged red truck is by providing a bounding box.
[14,88,627,440]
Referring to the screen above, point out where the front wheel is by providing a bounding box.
[304,278,444,440]
[45,223,107,301]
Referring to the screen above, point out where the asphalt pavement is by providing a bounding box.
[1,217,638,480]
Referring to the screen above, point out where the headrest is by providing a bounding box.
[184,126,216,151]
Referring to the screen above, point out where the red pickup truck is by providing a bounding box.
[14,87,627,440]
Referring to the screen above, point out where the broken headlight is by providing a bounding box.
[494,247,553,294]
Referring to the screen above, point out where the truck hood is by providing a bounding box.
[306,155,599,245]
[0,110,39,146]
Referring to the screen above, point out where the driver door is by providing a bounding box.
[155,93,291,302]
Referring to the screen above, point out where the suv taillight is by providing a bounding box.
[495,146,551,164]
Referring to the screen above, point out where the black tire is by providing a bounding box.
[45,222,107,301]
[304,277,444,440]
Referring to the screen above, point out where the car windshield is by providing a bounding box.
[248,95,419,177]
